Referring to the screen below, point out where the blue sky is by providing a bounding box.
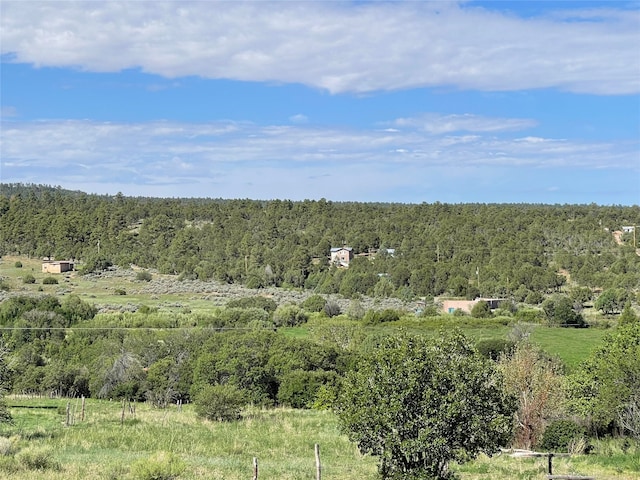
[1,1,639,204]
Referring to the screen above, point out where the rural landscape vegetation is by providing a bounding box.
[0,183,638,479]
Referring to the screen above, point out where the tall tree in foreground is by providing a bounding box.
[334,331,515,480]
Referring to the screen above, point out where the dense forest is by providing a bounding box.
[1,183,639,301]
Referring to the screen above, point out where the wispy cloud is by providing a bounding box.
[1,106,18,118]
[1,1,638,95]
[391,113,537,134]
[1,116,637,200]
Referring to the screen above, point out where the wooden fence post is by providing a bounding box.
[81,396,86,422]
[120,398,125,426]
[65,401,70,427]
[315,443,321,480]
[252,457,258,480]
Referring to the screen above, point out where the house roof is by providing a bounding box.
[330,247,353,252]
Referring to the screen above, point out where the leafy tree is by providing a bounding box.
[470,301,492,318]
[498,343,565,449]
[542,295,584,327]
[619,302,639,325]
[567,323,640,435]
[594,288,629,315]
[334,331,515,480]
[80,255,112,274]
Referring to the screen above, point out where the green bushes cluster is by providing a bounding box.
[194,384,246,422]
[538,419,586,452]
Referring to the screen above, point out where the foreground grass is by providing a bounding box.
[0,399,377,480]
[0,399,638,479]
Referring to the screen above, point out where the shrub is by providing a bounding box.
[538,419,586,453]
[0,437,14,456]
[324,300,341,318]
[476,338,515,360]
[194,384,246,422]
[364,308,401,324]
[115,288,127,295]
[138,305,158,315]
[277,370,338,408]
[226,296,277,313]
[135,270,152,282]
[42,276,58,285]
[301,294,327,313]
[273,304,308,327]
[14,261,22,268]
[471,301,492,318]
[15,446,60,471]
[525,291,544,305]
[22,274,36,284]
[130,451,186,480]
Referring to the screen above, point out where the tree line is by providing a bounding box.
[1,184,639,300]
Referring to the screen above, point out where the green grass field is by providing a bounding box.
[0,399,637,480]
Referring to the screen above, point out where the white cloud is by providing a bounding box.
[392,113,537,134]
[289,114,309,124]
[1,1,638,94]
[1,116,637,200]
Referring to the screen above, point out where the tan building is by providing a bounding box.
[441,298,503,314]
[330,247,354,267]
[42,261,74,274]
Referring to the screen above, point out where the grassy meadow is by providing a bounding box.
[0,398,638,480]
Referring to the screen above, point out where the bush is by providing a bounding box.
[277,370,338,408]
[135,270,153,282]
[525,291,544,305]
[42,276,58,285]
[130,451,186,480]
[273,304,308,327]
[15,446,60,471]
[137,305,158,315]
[476,338,515,360]
[14,261,22,268]
[471,301,492,318]
[22,274,36,284]
[115,288,127,295]
[226,296,277,313]
[301,294,327,313]
[194,384,246,422]
[324,300,341,318]
[364,308,401,324]
[538,419,586,453]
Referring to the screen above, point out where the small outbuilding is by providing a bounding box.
[42,260,74,274]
